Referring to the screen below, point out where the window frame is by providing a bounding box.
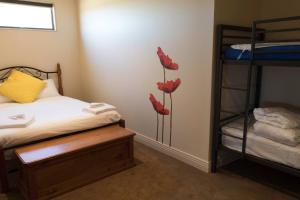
[0,0,56,31]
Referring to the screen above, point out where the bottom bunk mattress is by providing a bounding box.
[0,96,121,150]
[222,118,300,169]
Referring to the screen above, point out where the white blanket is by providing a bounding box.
[0,96,121,149]
[222,118,255,138]
[254,121,300,147]
[253,107,300,129]
[222,119,300,170]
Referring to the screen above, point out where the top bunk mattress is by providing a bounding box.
[0,96,121,149]
[224,42,300,60]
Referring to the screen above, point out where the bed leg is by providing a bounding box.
[119,119,126,128]
[0,147,8,193]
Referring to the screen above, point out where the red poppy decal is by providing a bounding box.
[149,93,170,115]
[157,78,181,94]
[157,47,179,70]
[150,47,181,146]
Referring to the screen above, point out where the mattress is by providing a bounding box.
[225,42,300,60]
[222,118,300,169]
[0,96,121,150]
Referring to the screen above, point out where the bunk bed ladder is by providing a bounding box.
[242,22,257,157]
[212,24,263,171]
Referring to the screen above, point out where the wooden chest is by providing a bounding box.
[15,125,135,200]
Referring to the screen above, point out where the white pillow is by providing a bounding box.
[38,79,60,99]
[0,83,12,103]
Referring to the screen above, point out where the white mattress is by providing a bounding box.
[0,96,121,149]
[222,119,300,169]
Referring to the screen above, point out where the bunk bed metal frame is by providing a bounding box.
[211,16,300,177]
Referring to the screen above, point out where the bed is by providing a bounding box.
[222,118,300,170]
[0,96,121,157]
[212,18,300,181]
[225,42,300,60]
[0,64,124,192]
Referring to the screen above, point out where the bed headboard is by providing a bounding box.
[0,63,63,95]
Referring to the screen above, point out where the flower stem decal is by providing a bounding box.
[149,93,169,141]
[162,68,166,143]
[149,47,181,146]
[170,93,173,146]
[156,112,159,141]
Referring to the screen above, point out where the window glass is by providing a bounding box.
[0,1,55,30]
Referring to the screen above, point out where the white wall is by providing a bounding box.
[0,0,82,98]
[78,0,215,170]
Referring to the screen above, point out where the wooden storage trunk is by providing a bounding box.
[15,125,135,200]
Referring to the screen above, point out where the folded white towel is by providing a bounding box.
[83,103,116,115]
[254,121,300,147]
[89,103,106,108]
[254,107,300,129]
[0,114,35,129]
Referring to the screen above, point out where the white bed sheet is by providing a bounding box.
[231,42,300,50]
[222,119,300,169]
[0,96,121,150]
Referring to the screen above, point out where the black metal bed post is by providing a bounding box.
[254,65,263,108]
[254,32,265,108]
[211,25,224,173]
[242,22,257,157]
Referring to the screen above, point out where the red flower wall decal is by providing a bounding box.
[157,78,181,93]
[149,47,181,146]
[149,94,170,115]
[157,47,179,70]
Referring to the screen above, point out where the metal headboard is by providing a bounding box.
[0,63,63,95]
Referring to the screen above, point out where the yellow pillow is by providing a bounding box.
[0,70,46,103]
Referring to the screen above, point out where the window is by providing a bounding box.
[0,0,55,30]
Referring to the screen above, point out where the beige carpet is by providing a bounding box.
[1,142,296,200]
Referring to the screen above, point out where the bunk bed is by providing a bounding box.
[212,16,300,178]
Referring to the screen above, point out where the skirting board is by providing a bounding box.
[134,132,211,173]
